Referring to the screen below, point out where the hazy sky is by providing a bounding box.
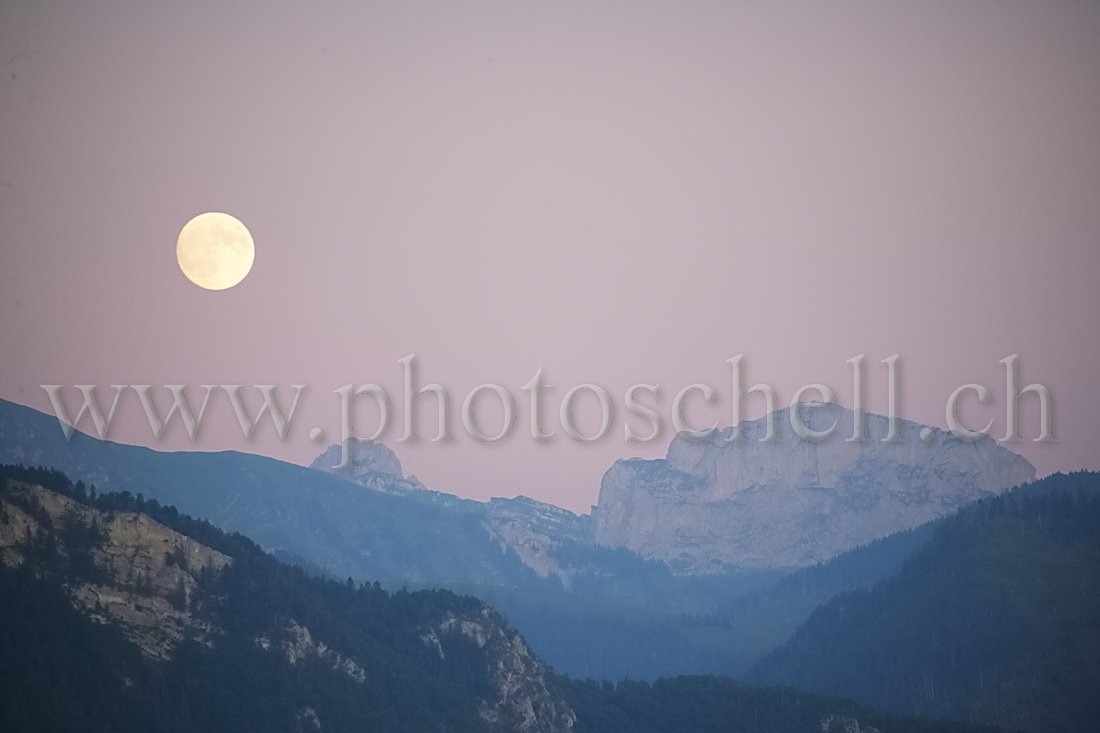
[2,1,1098,512]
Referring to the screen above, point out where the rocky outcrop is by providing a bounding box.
[0,483,231,659]
[428,606,576,733]
[593,403,1036,572]
[483,496,591,588]
[256,620,367,683]
[311,439,404,480]
[296,707,322,732]
[311,438,481,512]
[821,714,881,733]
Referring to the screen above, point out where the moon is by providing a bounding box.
[176,212,255,290]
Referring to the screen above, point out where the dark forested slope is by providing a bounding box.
[750,471,1100,732]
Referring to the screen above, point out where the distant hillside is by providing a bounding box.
[459,521,939,681]
[713,519,942,668]
[750,471,1100,732]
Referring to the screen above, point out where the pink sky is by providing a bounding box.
[2,1,1098,513]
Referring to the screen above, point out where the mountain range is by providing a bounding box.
[0,464,1005,733]
[0,398,1035,682]
[1,396,1094,731]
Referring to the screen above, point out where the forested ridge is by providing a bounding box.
[751,471,1100,732]
[0,465,538,732]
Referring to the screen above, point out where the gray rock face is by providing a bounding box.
[311,439,404,479]
[311,438,480,512]
[820,714,880,733]
[0,483,231,660]
[430,606,576,733]
[592,403,1036,572]
[484,496,591,587]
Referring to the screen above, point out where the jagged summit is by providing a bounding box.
[311,439,404,479]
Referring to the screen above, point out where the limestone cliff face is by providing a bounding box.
[311,438,482,512]
[255,608,577,732]
[820,714,881,733]
[312,439,405,481]
[593,404,1036,572]
[0,482,231,659]
[426,606,576,733]
[256,620,367,683]
[483,496,591,588]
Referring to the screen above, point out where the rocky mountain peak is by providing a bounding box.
[593,403,1036,572]
[311,438,404,479]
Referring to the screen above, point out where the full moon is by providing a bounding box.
[176,212,255,290]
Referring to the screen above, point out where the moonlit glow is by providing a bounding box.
[176,212,255,290]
